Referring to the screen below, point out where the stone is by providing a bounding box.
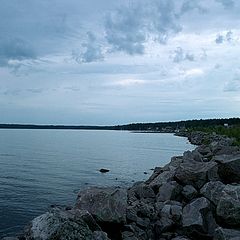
[214,227,240,240]
[216,184,240,227]
[157,181,182,202]
[171,237,191,240]
[181,185,198,201]
[182,150,203,163]
[130,182,155,199]
[148,169,175,190]
[92,231,110,240]
[175,161,219,189]
[136,217,150,229]
[182,197,216,238]
[76,187,127,224]
[99,168,110,173]
[214,154,240,183]
[23,208,96,240]
[200,181,225,206]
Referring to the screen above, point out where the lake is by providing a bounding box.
[0,129,194,237]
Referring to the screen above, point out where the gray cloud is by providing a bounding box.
[72,32,104,63]
[215,31,233,44]
[180,0,207,15]
[104,5,146,55]
[172,47,195,63]
[104,0,181,55]
[224,76,240,91]
[215,0,235,9]
[0,38,36,67]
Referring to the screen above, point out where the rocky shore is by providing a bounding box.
[3,131,240,240]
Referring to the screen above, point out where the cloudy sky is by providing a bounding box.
[0,0,240,125]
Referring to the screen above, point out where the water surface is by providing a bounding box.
[0,129,194,237]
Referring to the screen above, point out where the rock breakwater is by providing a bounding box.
[3,132,240,240]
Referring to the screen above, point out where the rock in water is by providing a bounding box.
[76,187,127,224]
[99,168,110,173]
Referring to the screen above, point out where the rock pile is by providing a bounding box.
[3,132,240,240]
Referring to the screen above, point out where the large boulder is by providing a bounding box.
[181,185,198,201]
[148,169,175,190]
[182,197,217,238]
[175,161,219,189]
[23,208,107,240]
[213,154,240,183]
[156,181,182,202]
[216,184,240,227]
[76,187,127,224]
[128,182,155,202]
[214,227,240,240]
[200,181,225,206]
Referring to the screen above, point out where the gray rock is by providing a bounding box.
[136,217,150,229]
[196,145,212,156]
[182,197,216,238]
[214,154,240,183]
[145,167,164,184]
[171,237,191,240]
[214,227,240,240]
[157,181,182,202]
[129,182,155,200]
[23,208,95,240]
[76,187,127,224]
[92,231,110,240]
[148,169,175,189]
[181,185,198,201]
[1,238,19,240]
[216,184,240,227]
[200,181,225,206]
[183,150,203,162]
[175,161,219,189]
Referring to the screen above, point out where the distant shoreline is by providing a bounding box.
[0,117,239,131]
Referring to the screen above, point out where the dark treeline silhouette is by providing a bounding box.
[112,118,240,131]
[0,118,239,131]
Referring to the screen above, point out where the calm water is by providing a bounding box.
[0,129,194,237]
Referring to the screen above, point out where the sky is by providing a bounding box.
[0,0,240,125]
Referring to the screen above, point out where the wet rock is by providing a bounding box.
[76,187,127,224]
[181,185,198,201]
[182,197,216,238]
[200,181,225,206]
[214,154,240,183]
[175,161,219,189]
[99,168,110,173]
[216,184,240,227]
[157,181,182,202]
[214,227,240,240]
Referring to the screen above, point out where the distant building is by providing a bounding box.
[224,123,229,127]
